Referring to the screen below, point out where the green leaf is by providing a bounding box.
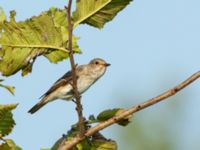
[91,139,117,150]
[90,132,117,149]
[51,136,65,150]
[87,114,99,124]
[0,8,80,76]
[0,104,18,137]
[72,0,133,28]
[0,139,22,150]
[51,137,91,150]
[97,108,132,126]
[0,80,15,95]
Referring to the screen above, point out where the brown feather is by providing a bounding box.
[40,71,73,98]
[28,97,48,114]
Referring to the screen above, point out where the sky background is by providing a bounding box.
[1,0,200,150]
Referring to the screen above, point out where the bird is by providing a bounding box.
[28,58,110,114]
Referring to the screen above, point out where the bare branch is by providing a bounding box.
[59,71,200,149]
[66,0,85,136]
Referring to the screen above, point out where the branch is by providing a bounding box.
[66,0,85,136]
[59,71,200,149]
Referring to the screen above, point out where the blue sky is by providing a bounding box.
[1,0,200,150]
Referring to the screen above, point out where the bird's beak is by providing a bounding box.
[105,63,111,67]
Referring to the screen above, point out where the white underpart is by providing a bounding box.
[56,84,73,100]
[77,75,95,93]
[46,64,106,102]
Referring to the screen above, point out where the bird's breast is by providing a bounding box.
[55,84,73,100]
[77,75,96,93]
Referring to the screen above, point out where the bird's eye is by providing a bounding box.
[95,61,99,65]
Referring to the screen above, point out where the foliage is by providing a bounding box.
[0,0,132,77]
[97,108,132,126]
[0,104,21,150]
[0,139,22,150]
[0,79,15,95]
[50,124,117,150]
[0,104,17,137]
[0,8,80,76]
[48,108,133,150]
[73,0,133,28]
[0,7,6,23]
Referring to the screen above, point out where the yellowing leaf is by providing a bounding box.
[0,139,22,150]
[73,0,133,28]
[0,80,15,95]
[0,7,6,23]
[0,8,80,76]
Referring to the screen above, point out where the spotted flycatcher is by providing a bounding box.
[28,58,110,114]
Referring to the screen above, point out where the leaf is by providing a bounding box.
[0,80,15,95]
[51,124,92,150]
[0,139,22,150]
[51,136,65,150]
[87,114,99,124]
[0,8,80,76]
[0,104,18,137]
[0,7,6,23]
[91,132,117,150]
[91,139,117,150]
[51,137,91,150]
[97,108,132,126]
[72,0,133,28]
[51,124,117,150]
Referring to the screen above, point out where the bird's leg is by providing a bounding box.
[75,96,83,111]
[72,99,77,104]
[73,97,83,109]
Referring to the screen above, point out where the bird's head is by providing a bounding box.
[89,58,110,76]
[90,58,110,67]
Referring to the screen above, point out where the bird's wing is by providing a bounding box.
[40,65,85,98]
[40,71,73,98]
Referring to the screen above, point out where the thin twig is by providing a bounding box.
[59,71,200,150]
[66,0,85,137]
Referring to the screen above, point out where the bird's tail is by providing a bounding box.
[28,97,48,114]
